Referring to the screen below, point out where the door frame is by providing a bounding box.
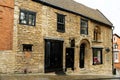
[65,47,74,71]
[44,39,63,73]
[80,43,85,68]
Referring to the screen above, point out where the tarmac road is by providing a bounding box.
[0,73,120,80]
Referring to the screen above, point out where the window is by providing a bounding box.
[19,9,36,26]
[114,52,119,63]
[23,44,33,51]
[57,13,65,32]
[113,37,116,42]
[93,26,101,41]
[80,19,88,35]
[92,48,103,65]
[113,43,118,49]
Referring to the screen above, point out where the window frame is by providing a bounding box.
[113,43,118,49]
[57,13,65,32]
[114,51,119,63]
[22,44,33,51]
[93,26,101,42]
[92,48,103,65]
[94,30,98,41]
[80,19,88,35]
[19,9,36,26]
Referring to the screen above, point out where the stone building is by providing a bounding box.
[0,0,113,74]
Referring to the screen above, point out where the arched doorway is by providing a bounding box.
[80,43,86,68]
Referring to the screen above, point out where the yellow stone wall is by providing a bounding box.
[13,0,113,74]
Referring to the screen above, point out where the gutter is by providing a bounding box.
[112,26,115,75]
[32,0,113,27]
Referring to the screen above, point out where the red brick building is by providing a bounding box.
[113,34,120,75]
[0,0,14,50]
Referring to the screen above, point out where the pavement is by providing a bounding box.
[0,73,120,80]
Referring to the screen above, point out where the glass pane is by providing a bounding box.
[57,15,64,23]
[81,20,88,34]
[81,20,88,28]
[93,49,102,65]
[97,51,101,63]
[20,12,27,24]
[28,14,32,25]
[57,24,64,31]
[81,27,87,34]
[28,14,35,26]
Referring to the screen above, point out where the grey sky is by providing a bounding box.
[74,0,120,35]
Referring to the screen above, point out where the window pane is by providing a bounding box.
[81,19,88,35]
[23,44,33,51]
[57,24,65,32]
[28,14,32,25]
[19,10,36,26]
[57,14,65,32]
[93,48,102,65]
[20,12,27,24]
[28,14,35,26]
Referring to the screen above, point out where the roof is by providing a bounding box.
[113,34,120,38]
[33,0,113,27]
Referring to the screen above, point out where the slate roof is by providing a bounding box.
[33,0,113,27]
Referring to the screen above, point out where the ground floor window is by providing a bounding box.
[23,44,33,51]
[92,48,103,65]
[114,51,119,63]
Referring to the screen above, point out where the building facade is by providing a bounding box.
[0,0,113,74]
[0,0,15,73]
[113,34,120,75]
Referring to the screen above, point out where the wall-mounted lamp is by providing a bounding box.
[105,47,110,53]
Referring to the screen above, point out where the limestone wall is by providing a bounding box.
[14,0,113,74]
[0,51,15,73]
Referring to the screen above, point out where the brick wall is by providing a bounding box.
[113,34,120,69]
[0,0,15,73]
[0,0,14,50]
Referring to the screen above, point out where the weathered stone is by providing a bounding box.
[0,0,113,74]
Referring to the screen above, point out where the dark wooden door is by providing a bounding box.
[66,48,74,70]
[80,44,85,68]
[45,39,63,72]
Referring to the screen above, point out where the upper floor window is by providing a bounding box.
[93,26,101,41]
[92,48,103,65]
[19,9,36,26]
[113,43,118,49]
[57,13,65,32]
[80,19,88,35]
[113,36,117,42]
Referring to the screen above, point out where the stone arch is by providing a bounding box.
[79,39,91,69]
[80,39,91,48]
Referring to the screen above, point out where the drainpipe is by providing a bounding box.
[112,26,115,75]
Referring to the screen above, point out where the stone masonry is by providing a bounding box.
[0,0,113,74]
[12,0,113,74]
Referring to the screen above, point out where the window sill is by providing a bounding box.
[19,23,36,27]
[80,34,88,37]
[92,40,103,43]
[114,60,119,63]
[93,63,102,65]
[57,30,65,33]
